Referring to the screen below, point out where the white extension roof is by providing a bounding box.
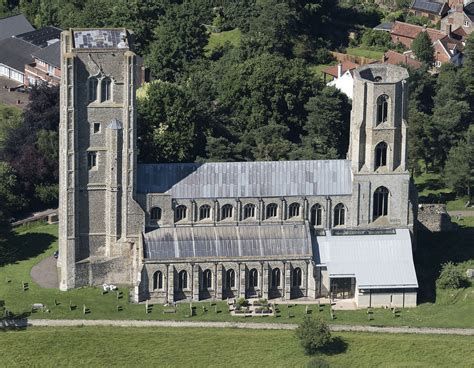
[316,229,418,289]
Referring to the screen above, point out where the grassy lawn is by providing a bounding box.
[345,47,384,60]
[1,327,473,367]
[205,28,242,56]
[1,222,473,328]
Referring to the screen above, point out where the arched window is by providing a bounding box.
[243,204,256,219]
[178,270,187,290]
[376,95,389,124]
[271,268,281,288]
[101,77,112,102]
[152,271,163,290]
[292,267,302,287]
[226,269,235,289]
[249,268,258,288]
[221,204,233,220]
[88,77,98,102]
[334,203,345,226]
[175,205,187,222]
[375,142,388,169]
[202,269,212,289]
[288,202,300,218]
[199,205,211,220]
[310,204,323,226]
[373,186,389,219]
[150,207,162,222]
[266,203,278,219]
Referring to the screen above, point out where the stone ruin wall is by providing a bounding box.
[417,204,457,232]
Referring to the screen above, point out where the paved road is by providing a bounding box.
[30,256,58,288]
[4,319,474,336]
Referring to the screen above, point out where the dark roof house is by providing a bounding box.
[31,41,60,68]
[16,26,62,47]
[409,0,450,17]
[0,37,39,72]
[0,13,34,41]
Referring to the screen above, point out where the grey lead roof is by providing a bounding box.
[137,160,352,198]
[144,223,312,260]
[0,14,34,41]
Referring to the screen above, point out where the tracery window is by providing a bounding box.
[221,204,233,220]
[243,204,256,219]
[310,204,322,226]
[150,207,162,222]
[88,77,98,102]
[226,269,235,289]
[373,186,389,219]
[375,142,388,169]
[334,203,345,226]
[288,202,300,218]
[199,205,211,220]
[175,205,187,222]
[249,268,258,288]
[101,77,112,102]
[178,270,187,290]
[271,268,281,288]
[292,267,302,287]
[202,269,212,289]
[266,203,278,219]
[152,271,163,290]
[376,94,389,124]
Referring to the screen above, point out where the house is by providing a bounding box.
[441,1,474,34]
[0,37,39,84]
[321,61,359,83]
[326,63,356,99]
[0,13,34,41]
[391,21,446,49]
[409,0,450,22]
[383,50,423,69]
[25,41,60,86]
[15,26,62,47]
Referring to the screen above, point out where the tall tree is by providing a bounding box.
[411,31,435,65]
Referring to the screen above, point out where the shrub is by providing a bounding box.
[296,317,331,355]
[307,357,330,368]
[236,297,248,307]
[436,262,467,289]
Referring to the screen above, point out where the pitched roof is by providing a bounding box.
[410,0,447,15]
[0,14,34,41]
[384,50,423,68]
[16,26,61,48]
[137,160,353,198]
[0,37,39,72]
[391,21,446,42]
[316,228,418,289]
[322,61,359,78]
[144,223,313,260]
[31,41,60,68]
[373,22,394,32]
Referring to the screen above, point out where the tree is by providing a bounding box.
[411,31,434,65]
[296,317,331,355]
[444,131,473,202]
[436,262,467,289]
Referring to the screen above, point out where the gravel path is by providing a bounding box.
[30,256,58,288]
[5,319,474,336]
[448,210,474,217]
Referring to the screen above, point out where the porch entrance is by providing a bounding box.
[330,278,355,300]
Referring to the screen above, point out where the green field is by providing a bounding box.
[205,28,242,55]
[1,223,473,328]
[345,47,384,60]
[1,327,473,367]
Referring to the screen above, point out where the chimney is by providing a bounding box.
[445,23,452,35]
[337,63,342,78]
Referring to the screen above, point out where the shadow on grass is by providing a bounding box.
[0,231,57,266]
[321,337,348,356]
[0,312,31,332]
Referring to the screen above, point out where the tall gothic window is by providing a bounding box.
[152,271,163,290]
[101,77,112,102]
[178,270,187,290]
[310,204,322,226]
[202,269,212,289]
[375,142,388,169]
[376,95,389,124]
[221,204,233,220]
[150,207,162,222]
[249,268,258,288]
[175,205,187,222]
[243,204,256,219]
[266,203,278,219]
[199,205,211,220]
[292,267,302,287]
[225,269,235,289]
[373,186,389,219]
[288,203,300,218]
[334,203,345,226]
[271,268,281,288]
[87,151,97,169]
[88,77,98,102]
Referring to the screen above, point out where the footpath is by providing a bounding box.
[3,319,474,336]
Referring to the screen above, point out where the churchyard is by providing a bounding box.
[1,222,473,328]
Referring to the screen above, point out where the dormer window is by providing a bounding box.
[376,95,389,124]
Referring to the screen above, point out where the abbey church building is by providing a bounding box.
[58,29,418,308]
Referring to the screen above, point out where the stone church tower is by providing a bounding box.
[58,29,144,290]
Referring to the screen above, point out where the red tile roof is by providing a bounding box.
[383,50,423,68]
[322,61,359,78]
[391,21,446,42]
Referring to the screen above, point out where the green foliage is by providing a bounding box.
[436,262,467,289]
[296,317,332,355]
[360,28,392,49]
[307,357,330,368]
[236,297,248,307]
[0,103,21,152]
[411,31,435,65]
[35,184,59,206]
[444,132,473,201]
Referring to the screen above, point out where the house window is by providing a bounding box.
[243,204,256,219]
[202,269,212,290]
[334,203,345,226]
[373,186,389,219]
[271,268,281,288]
[178,270,187,290]
[376,95,389,124]
[175,205,187,222]
[226,269,235,289]
[88,77,98,102]
[292,267,302,287]
[464,20,470,27]
[249,268,258,288]
[310,204,322,226]
[199,205,211,220]
[93,122,101,133]
[288,202,300,218]
[87,152,97,169]
[152,271,163,290]
[101,77,112,102]
[47,64,54,75]
[150,207,162,222]
[375,142,388,169]
[435,60,442,67]
[266,203,278,219]
[221,204,233,220]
